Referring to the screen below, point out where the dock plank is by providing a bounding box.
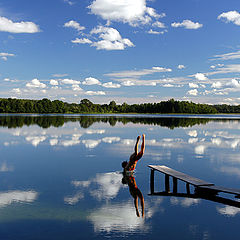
[199,185,240,196]
[148,165,214,187]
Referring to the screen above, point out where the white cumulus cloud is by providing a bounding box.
[85,91,106,96]
[218,11,240,26]
[189,83,199,88]
[211,81,222,88]
[162,84,174,87]
[229,79,240,88]
[90,26,134,50]
[26,79,46,89]
[82,77,101,85]
[11,88,21,94]
[88,0,163,26]
[0,16,40,33]
[122,80,135,86]
[152,21,166,28]
[146,7,164,19]
[50,79,59,86]
[72,84,83,91]
[187,89,198,96]
[64,20,85,31]
[194,73,208,81]
[61,79,81,85]
[102,82,121,88]
[177,64,185,69]
[71,38,92,44]
[171,20,203,29]
[152,66,172,72]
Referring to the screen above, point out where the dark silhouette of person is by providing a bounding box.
[122,172,145,217]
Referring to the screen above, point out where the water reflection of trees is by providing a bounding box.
[0,115,237,129]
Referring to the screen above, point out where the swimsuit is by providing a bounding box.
[126,160,137,171]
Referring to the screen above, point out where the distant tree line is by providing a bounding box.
[213,104,240,113]
[0,97,239,114]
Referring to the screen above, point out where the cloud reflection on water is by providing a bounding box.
[170,197,201,207]
[2,120,240,182]
[1,119,240,158]
[87,197,165,233]
[64,171,165,233]
[0,162,13,172]
[64,172,123,204]
[0,190,38,207]
[217,205,240,217]
[25,136,46,146]
[82,139,101,149]
[88,202,146,233]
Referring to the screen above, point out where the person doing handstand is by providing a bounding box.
[122,134,145,171]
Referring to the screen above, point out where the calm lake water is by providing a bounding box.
[0,114,240,239]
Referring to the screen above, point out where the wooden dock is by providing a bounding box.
[148,165,240,198]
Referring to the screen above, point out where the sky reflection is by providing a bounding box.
[1,115,240,239]
[1,116,240,181]
[64,170,165,233]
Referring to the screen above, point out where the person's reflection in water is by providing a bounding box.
[122,172,145,218]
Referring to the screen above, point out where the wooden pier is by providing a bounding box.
[148,165,240,199]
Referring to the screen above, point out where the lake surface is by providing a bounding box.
[0,114,240,239]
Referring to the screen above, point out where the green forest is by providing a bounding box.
[0,97,240,114]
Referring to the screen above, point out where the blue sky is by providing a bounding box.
[0,0,240,105]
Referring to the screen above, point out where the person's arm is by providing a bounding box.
[141,134,145,154]
[136,134,145,160]
[134,136,141,155]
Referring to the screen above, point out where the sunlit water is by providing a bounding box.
[0,114,240,239]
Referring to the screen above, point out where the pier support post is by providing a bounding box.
[186,183,190,195]
[165,174,170,193]
[173,177,178,193]
[150,169,155,194]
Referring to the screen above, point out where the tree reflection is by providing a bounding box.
[0,115,218,129]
